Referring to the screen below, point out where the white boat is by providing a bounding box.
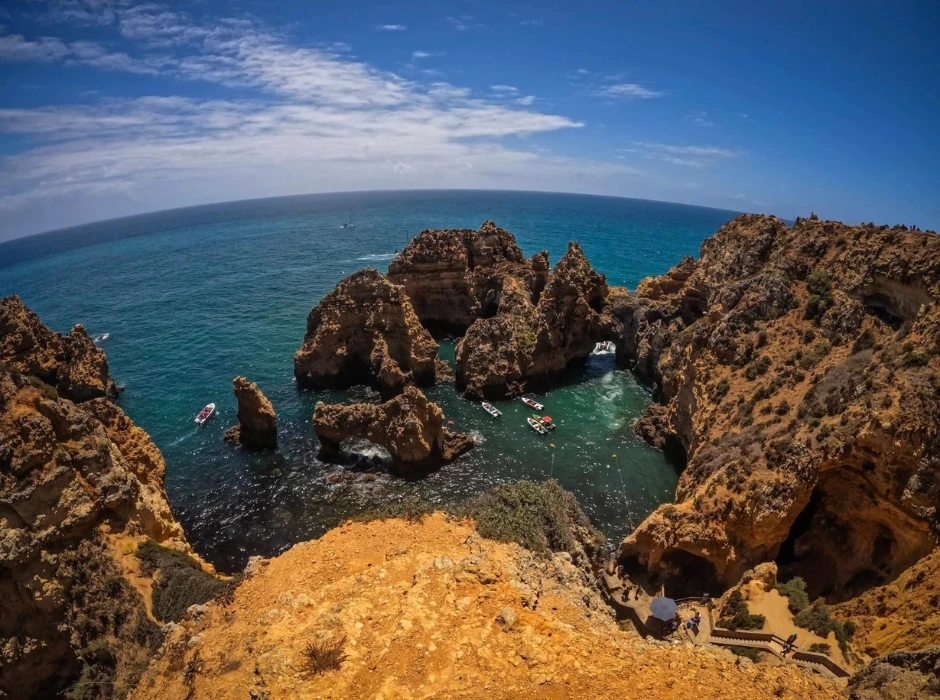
[93,333,110,343]
[594,340,613,353]
[481,401,501,418]
[527,417,548,435]
[521,397,544,411]
[195,403,216,425]
[532,413,555,430]
[340,209,355,229]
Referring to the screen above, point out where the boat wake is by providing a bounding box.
[356,253,397,261]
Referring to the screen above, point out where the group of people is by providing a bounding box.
[782,633,799,655]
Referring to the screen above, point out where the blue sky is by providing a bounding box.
[0,1,938,240]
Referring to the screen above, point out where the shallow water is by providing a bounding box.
[0,190,737,572]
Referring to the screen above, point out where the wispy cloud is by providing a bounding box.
[519,18,543,26]
[688,110,714,127]
[0,5,646,235]
[594,83,665,100]
[631,142,739,167]
[445,15,480,31]
[377,24,407,31]
[490,84,517,93]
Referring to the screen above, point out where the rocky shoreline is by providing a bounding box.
[2,213,939,699]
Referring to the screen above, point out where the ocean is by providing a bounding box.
[0,190,738,572]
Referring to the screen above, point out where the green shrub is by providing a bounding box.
[458,479,604,561]
[901,351,928,367]
[729,645,761,661]
[718,590,766,631]
[137,539,235,623]
[809,642,831,655]
[804,271,833,322]
[713,378,731,401]
[776,577,810,613]
[756,331,768,348]
[794,598,855,653]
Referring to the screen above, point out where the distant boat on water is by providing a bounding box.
[341,209,355,229]
[93,333,109,343]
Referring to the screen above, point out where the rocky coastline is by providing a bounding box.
[3,212,939,699]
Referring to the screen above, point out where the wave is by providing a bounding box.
[356,253,397,261]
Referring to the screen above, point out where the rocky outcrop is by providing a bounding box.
[835,546,940,656]
[224,376,277,449]
[0,294,118,403]
[387,220,549,332]
[313,385,474,474]
[294,269,441,398]
[0,303,196,699]
[131,513,840,700]
[617,215,940,599]
[455,242,618,399]
[847,647,940,700]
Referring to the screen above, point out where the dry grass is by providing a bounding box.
[303,635,347,675]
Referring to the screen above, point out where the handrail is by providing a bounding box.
[708,627,851,679]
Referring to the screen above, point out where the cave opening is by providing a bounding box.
[662,434,688,474]
[862,292,904,328]
[658,550,723,599]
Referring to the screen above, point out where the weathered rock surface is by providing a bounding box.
[131,514,840,700]
[617,215,940,600]
[0,294,118,403]
[224,376,277,449]
[0,303,196,699]
[847,646,940,700]
[294,269,441,398]
[455,242,619,399]
[313,385,474,473]
[387,220,549,332]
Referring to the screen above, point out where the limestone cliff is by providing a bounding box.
[0,303,196,699]
[387,220,549,332]
[0,294,119,403]
[455,242,618,399]
[313,385,474,474]
[131,514,840,700]
[224,376,278,449]
[616,215,940,602]
[294,269,441,398]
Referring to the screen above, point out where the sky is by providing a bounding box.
[0,1,938,240]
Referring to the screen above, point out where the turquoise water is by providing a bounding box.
[0,190,737,572]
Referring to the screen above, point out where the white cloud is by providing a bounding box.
[594,83,665,100]
[446,15,479,31]
[490,84,517,93]
[632,142,739,167]
[378,24,407,31]
[689,111,714,127]
[411,50,430,59]
[515,95,536,106]
[519,19,543,26]
[0,33,165,74]
[0,34,70,61]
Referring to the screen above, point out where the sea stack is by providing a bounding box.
[224,376,278,449]
[313,385,474,474]
[293,268,440,398]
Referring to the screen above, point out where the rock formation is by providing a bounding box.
[615,214,940,601]
[455,242,617,398]
[224,376,278,449]
[131,513,840,700]
[0,294,119,403]
[387,220,550,332]
[0,302,198,698]
[846,646,940,700]
[313,385,474,473]
[294,269,441,398]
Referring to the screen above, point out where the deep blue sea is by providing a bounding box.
[0,190,737,572]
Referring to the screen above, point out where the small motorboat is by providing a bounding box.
[195,403,216,425]
[594,340,613,353]
[532,414,555,430]
[482,401,501,418]
[521,397,544,411]
[527,417,549,435]
[93,333,110,344]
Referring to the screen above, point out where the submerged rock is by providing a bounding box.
[293,269,440,398]
[313,385,474,474]
[616,214,940,605]
[0,294,118,403]
[224,376,278,449]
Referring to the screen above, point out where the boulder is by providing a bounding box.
[294,269,440,399]
[224,376,277,450]
[313,385,474,474]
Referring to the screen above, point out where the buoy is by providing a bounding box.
[448,420,455,425]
